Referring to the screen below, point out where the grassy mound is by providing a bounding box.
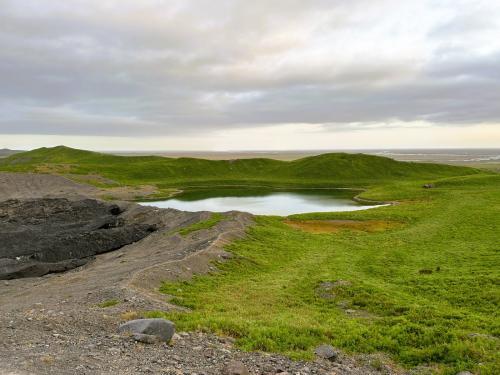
[0,146,479,188]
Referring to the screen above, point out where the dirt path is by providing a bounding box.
[0,173,404,375]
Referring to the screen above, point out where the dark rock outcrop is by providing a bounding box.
[0,198,157,279]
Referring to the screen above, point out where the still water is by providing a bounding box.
[140,188,386,216]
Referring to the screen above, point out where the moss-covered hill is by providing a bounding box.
[0,146,480,187]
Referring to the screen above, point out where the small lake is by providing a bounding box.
[140,188,386,216]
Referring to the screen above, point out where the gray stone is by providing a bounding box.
[132,333,160,344]
[119,318,175,343]
[222,360,250,375]
[314,344,338,360]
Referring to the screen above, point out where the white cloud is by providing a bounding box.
[0,0,499,148]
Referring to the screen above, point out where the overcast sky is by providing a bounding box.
[1,0,499,150]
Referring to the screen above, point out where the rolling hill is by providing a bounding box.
[0,146,481,187]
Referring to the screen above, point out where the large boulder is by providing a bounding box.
[0,198,157,279]
[118,318,175,343]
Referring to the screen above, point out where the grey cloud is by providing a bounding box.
[0,0,499,137]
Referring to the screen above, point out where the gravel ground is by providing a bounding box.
[0,295,402,375]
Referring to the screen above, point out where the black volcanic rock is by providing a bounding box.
[0,198,156,279]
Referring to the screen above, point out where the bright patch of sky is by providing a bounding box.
[1,0,499,149]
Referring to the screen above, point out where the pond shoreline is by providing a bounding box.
[139,187,390,216]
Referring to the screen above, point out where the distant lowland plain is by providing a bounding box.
[3,148,499,171]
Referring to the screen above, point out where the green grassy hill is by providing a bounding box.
[0,146,480,188]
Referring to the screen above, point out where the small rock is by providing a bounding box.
[456,372,473,375]
[118,318,175,343]
[222,360,250,375]
[315,344,338,361]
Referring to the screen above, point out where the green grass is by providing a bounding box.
[153,176,500,374]
[97,299,120,308]
[468,163,500,174]
[178,213,225,236]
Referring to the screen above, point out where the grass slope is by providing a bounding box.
[150,175,500,375]
[0,146,479,188]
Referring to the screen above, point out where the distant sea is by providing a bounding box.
[368,149,500,165]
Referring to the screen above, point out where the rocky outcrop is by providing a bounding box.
[0,198,157,279]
